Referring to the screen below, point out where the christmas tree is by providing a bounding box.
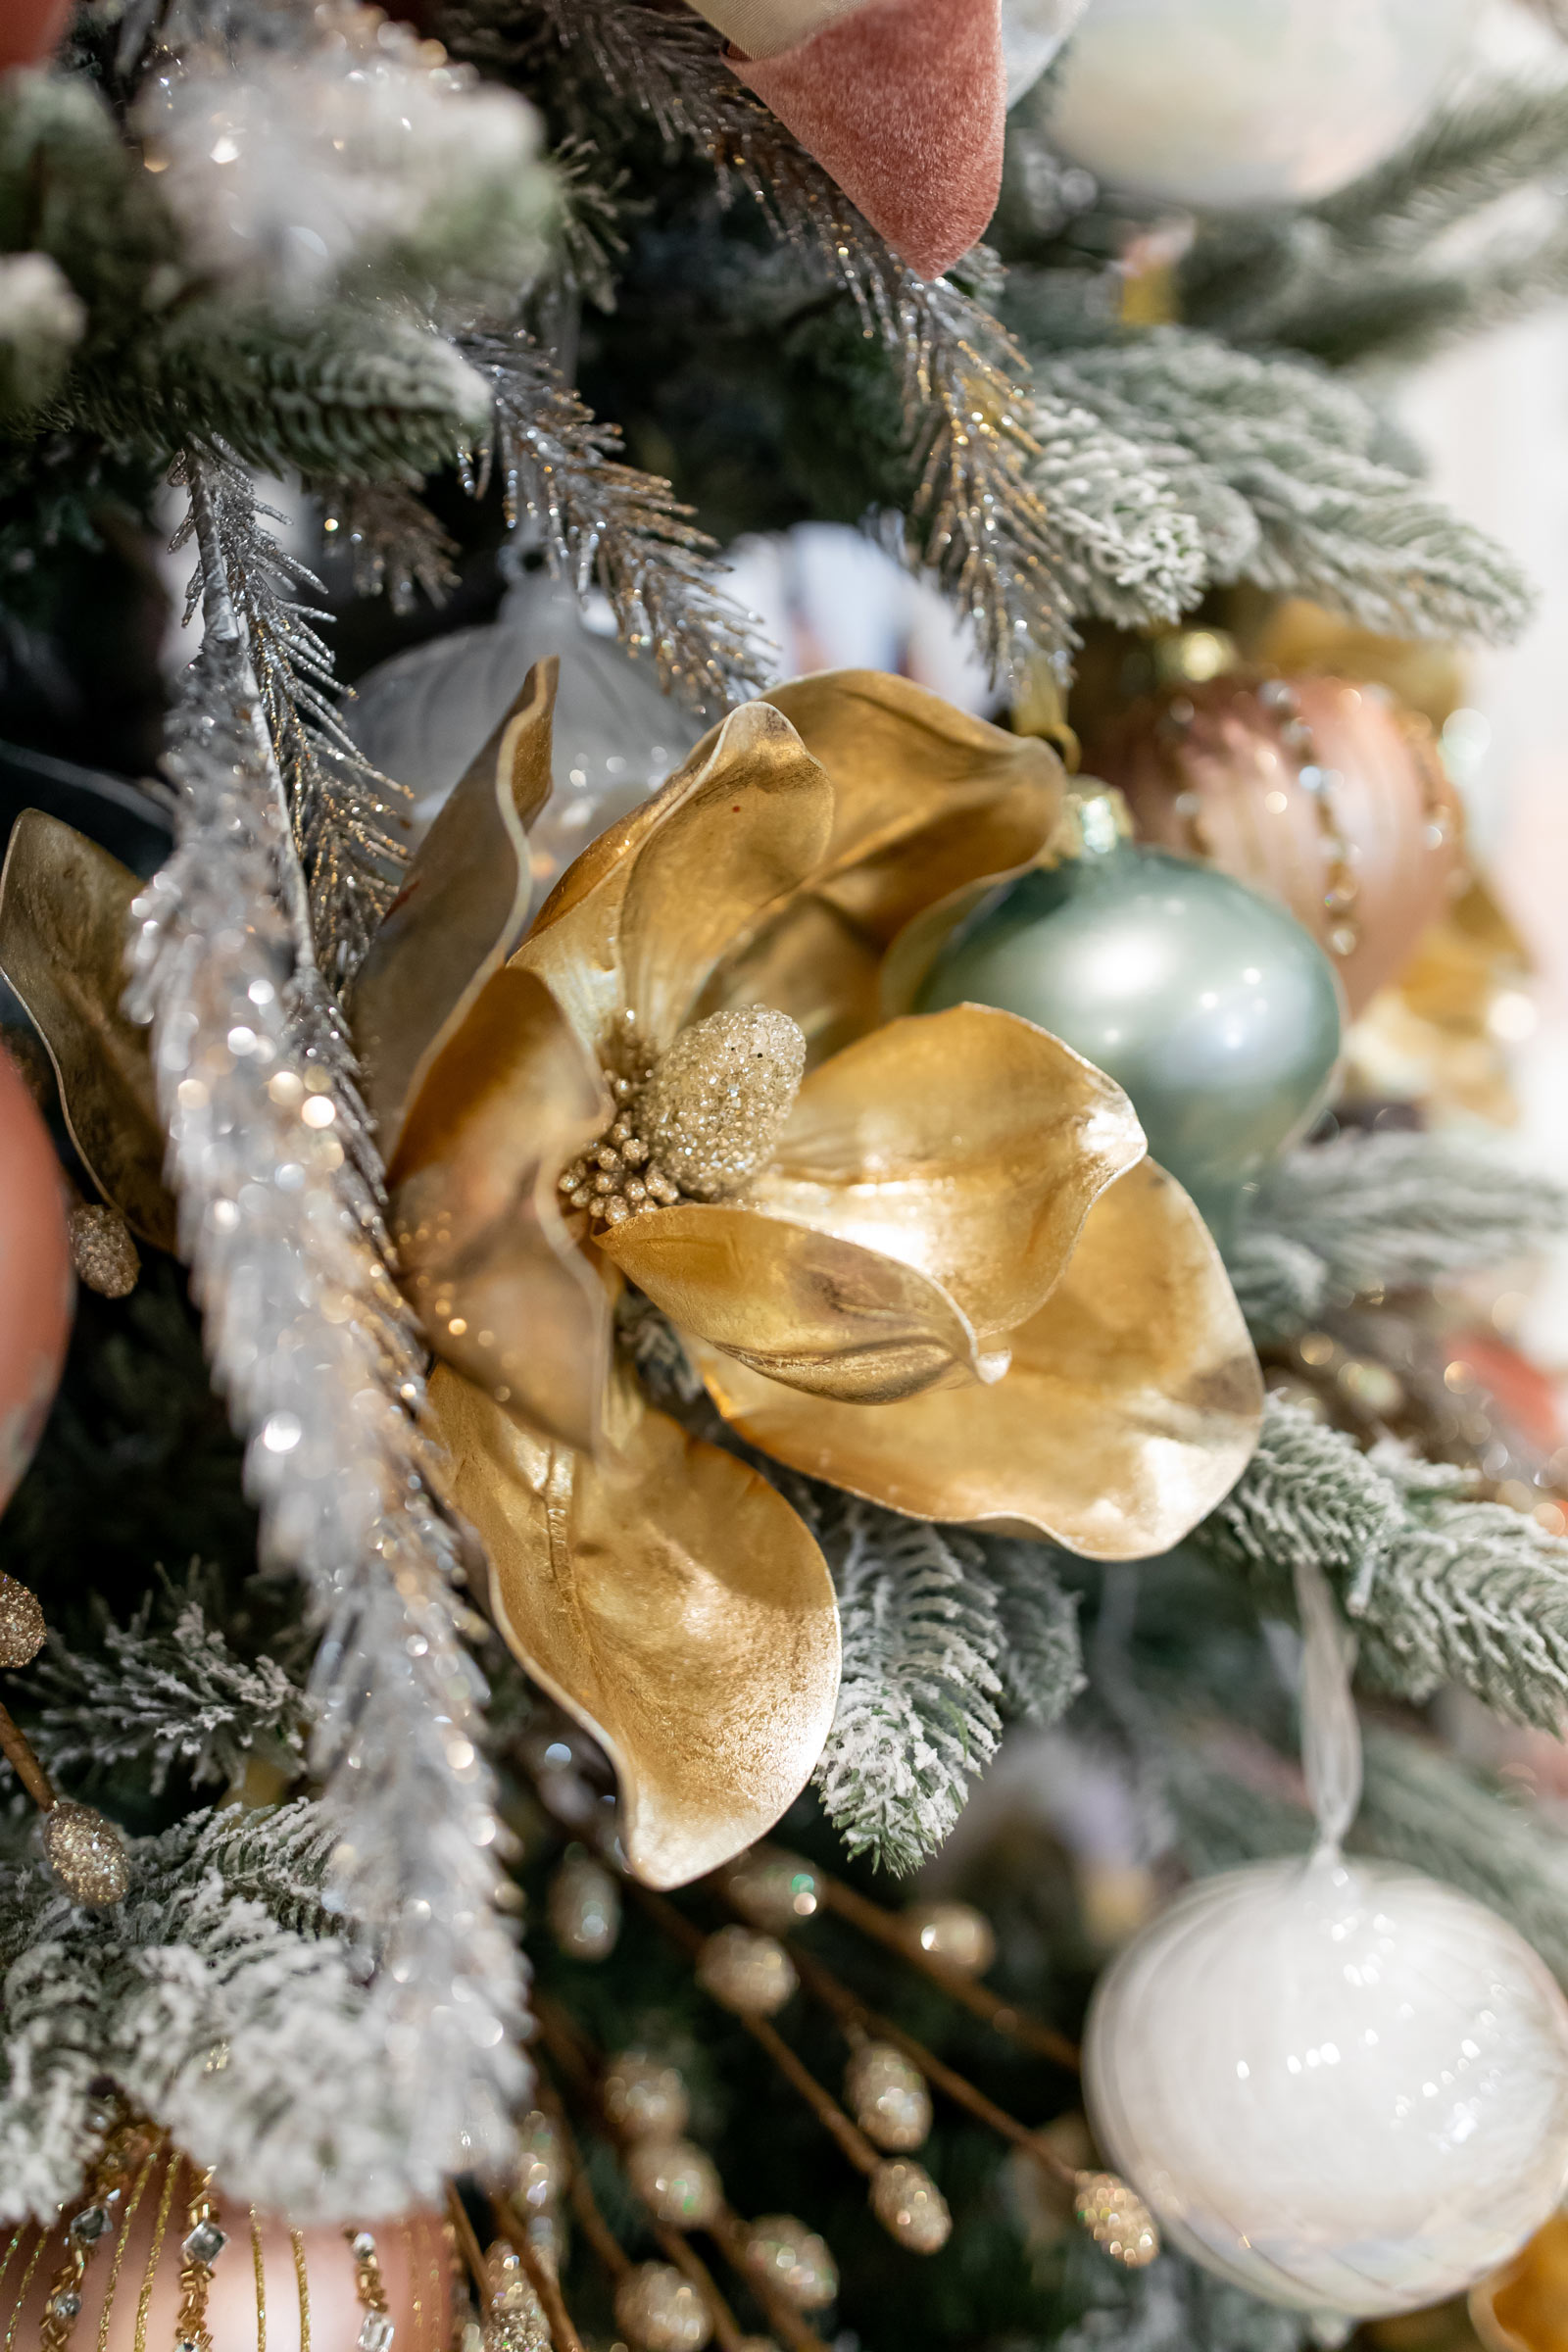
[6,0,1568,2345]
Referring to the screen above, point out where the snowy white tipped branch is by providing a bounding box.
[123,448,525,2198]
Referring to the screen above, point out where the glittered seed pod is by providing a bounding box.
[869,2161,952,2254]
[722,1845,821,1934]
[625,2138,723,2230]
[0,1570,46,1668]
[742,2218,837,2311]
[40,1802,129,1908]
[548,1849,621,1960]
[901,1901,996,1977]
[696,1926,798,2017]
[613,2261,713,2351]
[844,2044,932,2153]
[602,2053,691,2142]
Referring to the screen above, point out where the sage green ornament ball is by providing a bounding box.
[918,798,1345,1248]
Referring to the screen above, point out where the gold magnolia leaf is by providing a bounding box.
[695,1158,1263,1559]
[515,700,836,1063]
[0,810,176,1251]
[761,668,1064,944]
[599,1199,988,1403]
[390,963,612,1454]
[431,1360,841,1887]
[697,890,884,1067]
[351,658,559,1159]
[747,1005,1146,1345]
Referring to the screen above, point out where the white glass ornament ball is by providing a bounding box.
[1084,1852,1568,2323]
[1050,0,1480,211]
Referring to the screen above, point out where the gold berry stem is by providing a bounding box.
[783,1937,1080,2195]
[491,2195,588,2352]
[632,1886,880,2178]
[532,1996,831,2352]
[816,1873,1080,2072]
[0,1698,54,1812]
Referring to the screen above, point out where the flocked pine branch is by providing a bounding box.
[976,1537,1087,1728]
[458,325,767,713]
[1197,1397,1568,1732]
[1228,1129,1568,1345]
[0,1800,471,2222]
[124,447,525,2195]
[24,1575,307,1798]
[810,1501,1005,1876]
[1034,329,1533,643]
[483,0,1067,675]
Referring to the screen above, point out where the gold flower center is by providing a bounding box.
[560,1007,807,1232]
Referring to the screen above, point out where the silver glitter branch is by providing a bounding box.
[125,450,525,2203]
[171,452,409,985]
[459,325,767,713]
[506,0,1059,678]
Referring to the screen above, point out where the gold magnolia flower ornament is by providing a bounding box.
[0,665,1264,1893]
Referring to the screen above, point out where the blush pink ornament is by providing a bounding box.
[0,0,74,72]
[692,0,1006,280]
[0,1043,71,1515]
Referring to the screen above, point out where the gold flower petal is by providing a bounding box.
[515,701,835,1060]
[390,964,612,1454]
[431,1359,841,1888]
[351,658,558,1159]
[760,669,1064,944]
[747,1005,1145,1345]
[694,1158,1263,1559]
[697,892,884,1068]
[0,810,176,1251]
[600,1201,988,1403]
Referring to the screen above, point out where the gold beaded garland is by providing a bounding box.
[869,2160,952,2254]
[40,1799,130,1907]
[695,1925,798,2017]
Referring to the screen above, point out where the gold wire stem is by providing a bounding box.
[250,2211,267,2352]
[400,2222,422,2352]
[491,2195,589,2352]
[783,1937,1081,2194]
[0,2227,24,2300]
[131,2152,180,2352]
[3,2229,45,2352]
[531,2051,744,2343]
[288,2230,311,2352]
[97,2149,160,2352]
[816,1873,1080,2072]
[632,1886,880,2179]
[0,1696,54,1811]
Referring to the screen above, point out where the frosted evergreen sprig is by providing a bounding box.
[811,1503,1005,1877]
[0,1801,470,2222]
[24,1579,307,1799]
[1198,1398,1568,1732]
[458,325,767,713]
[1035,329,1533,644]
[125,449,526,2195]
[1228,1129,1568,1346]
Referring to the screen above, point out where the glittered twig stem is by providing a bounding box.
[0,1698,54,1811]
[818,1873,1080,2071]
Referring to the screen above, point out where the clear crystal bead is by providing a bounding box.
[47,2290,82,2322]
[358,2313,396,2352]
[183,2217,227,2266]
[350,2230,377,2261]
[70,2202,111,2244]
